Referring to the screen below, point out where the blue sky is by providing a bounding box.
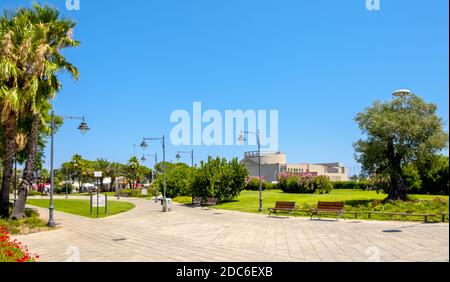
[2,0,449,172]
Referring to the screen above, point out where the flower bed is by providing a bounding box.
[0,226,39,262]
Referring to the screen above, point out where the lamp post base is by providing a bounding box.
[47,219,56,227]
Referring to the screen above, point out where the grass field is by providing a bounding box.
[26,199,135,218]
[214,189,449,221]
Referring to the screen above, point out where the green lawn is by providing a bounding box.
[215,189,449,221]
[26,199,135,218]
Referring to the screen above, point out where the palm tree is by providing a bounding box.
[127,157,140,189]
[0,10,31,217]
[95,158,109,192]
[10,4,79,219]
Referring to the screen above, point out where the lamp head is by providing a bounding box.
[140,140,148,150]
[237,132,246,144]
[78,122,90,135]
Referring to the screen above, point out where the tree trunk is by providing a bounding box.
[11,114,40,219]
[385,141,408,201]
[0,119,17,218]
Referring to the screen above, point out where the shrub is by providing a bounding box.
[54,183,74,195]
[333,181,372,190]
[118,188,151,197]
[153,163,195,198]
[245,177,273,191]
[278,174,333,194]
[192,157,248,203]
[173,196,193,204]
[313,175,333,194]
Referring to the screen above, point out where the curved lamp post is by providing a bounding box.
[140,136,168,212]
[238,130,263,212]
[48,112,90,227]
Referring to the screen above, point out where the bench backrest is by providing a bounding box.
[207,198,218,205]
[275,201,296,209]
[317,201,344,210]
[192,197,203,204]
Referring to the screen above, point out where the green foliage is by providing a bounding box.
[153,163,195,198]
[173,196,193,205]
[192,156,248,203]
[54,182,74,195]
[216,190,448,222]
[354,92,448,199]
[402,163,422,192]
[333,180,378,190]
[245,177,274,191]
[278,175,334,194]
[0,208,47,235]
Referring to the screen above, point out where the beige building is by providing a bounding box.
[242,151,348,183]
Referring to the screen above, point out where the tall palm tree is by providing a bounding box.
[2,4,79,218]
[0,11,32,218]
[95,158,109,192]
[10,4,79,219]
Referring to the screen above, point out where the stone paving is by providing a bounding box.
[13,197,449,262]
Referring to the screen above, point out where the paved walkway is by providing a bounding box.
[13,197,449,262]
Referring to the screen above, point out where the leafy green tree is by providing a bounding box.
[127,156,140,189]
[153,163,195,198]
[192,157,248,203]
[415,155,449,195]
[354,91,448,200]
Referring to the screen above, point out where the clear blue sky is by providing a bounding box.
[2,0,449,171]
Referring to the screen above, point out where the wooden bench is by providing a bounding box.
[310,201,345,220]
[268,201,297,217]
[202,198,218,209]
[191,197,203,207]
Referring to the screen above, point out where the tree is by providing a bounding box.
[0,9,29,217]
[192,157,248,203]
[153,163,195,198]
[354,91,448,201]
[94,158,109,192]
[11,4,79,219]
[127,157,140,189]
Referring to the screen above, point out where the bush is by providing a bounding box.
[314,175,334,194]
[333,181,372,190]
[153,163,195,198]
[54,183,74,195]
[192,157,248,203]
[173,196,193,204]
[0,226,39,262]
[278,174,333,194]
[118,188,155,198]
[245,177,273,191]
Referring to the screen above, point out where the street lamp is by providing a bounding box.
[175,150,194,167]
[140,136,168,212]
[238,130,263,212]
[48,111,90,227]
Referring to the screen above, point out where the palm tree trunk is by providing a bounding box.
[0,119,17,218]
[11,114,40,219]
